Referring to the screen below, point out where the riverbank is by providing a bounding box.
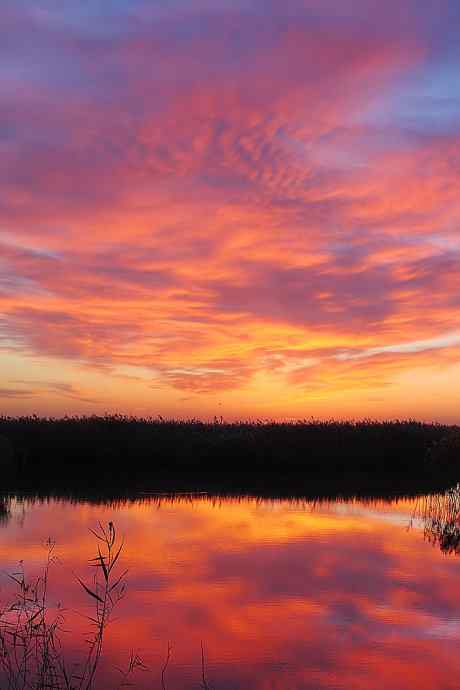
[1,416,459,492]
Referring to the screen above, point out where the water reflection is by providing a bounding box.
[0,498,10,526]
[0,488,460,689]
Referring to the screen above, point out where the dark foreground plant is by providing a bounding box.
[76,522,127,690]
[0,523,128,690]
[0,538,62,690]
[0,524,214,690]
[416,484,460,555]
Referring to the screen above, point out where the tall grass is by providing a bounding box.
[1,416,458,490]
[415,484,460,554]
[0,523,129,690]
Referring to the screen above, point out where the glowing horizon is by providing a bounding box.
[1,1,459,421]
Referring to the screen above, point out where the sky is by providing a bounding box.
[1,0,459,421]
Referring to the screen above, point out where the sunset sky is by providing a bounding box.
[1,0,459,420]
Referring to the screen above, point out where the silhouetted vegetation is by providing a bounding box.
[0,522,215,690]
[415,484,460,555]
[0,416,459,493]
[0,523,129,690]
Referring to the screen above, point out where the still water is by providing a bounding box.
[1,490,460,689]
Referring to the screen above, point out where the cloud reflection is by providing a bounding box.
[1,494,460,688]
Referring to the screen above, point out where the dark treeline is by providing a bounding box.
[0,416,459,492]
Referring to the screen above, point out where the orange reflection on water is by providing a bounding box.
[1,494,460,689]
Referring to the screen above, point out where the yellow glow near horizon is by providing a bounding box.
[1,1,459,420]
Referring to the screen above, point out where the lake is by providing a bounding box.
[1,488,460,689]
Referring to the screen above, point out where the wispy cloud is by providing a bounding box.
[336,332,460,361]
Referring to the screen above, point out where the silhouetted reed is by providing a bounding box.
[415,484,460,555]
[1,417,458,494]
[0,522,215,690]
[0,523,128,690]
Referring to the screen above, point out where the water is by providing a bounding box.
[1,490,460,689]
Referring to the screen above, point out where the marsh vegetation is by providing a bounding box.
[0,417,459,494]
[0,523,130,690]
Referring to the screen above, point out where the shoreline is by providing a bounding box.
[1,416,459,496]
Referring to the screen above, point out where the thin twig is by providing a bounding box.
[200,641,212,690]
[161,641,172,690]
